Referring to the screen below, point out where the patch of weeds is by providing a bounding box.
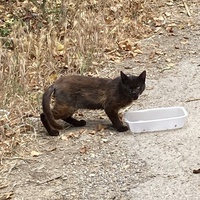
[0,18,15,49]
[0,26,10,37]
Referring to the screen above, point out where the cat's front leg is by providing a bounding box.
[105,108,128,132]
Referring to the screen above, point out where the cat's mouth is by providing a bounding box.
[132,95,139,100]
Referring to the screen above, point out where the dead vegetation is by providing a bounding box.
[0,0,162,157]
[0,0,199,199]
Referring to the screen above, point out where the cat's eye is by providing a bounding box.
[136,86,140,90]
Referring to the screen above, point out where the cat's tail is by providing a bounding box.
[42,85,63,130]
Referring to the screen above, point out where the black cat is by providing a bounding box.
[40,71,146,136]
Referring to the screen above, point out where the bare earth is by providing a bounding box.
[1,2,200,200]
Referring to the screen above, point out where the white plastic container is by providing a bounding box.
[124,107,188,133]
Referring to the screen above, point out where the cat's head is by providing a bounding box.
[120,70,146,100]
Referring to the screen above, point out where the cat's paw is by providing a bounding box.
[117,126,128,132]
[49,130,60,136]
[74,120,86,127]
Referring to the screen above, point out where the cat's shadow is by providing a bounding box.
[63,118,114,132]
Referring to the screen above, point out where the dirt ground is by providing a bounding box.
[1,1,200,200]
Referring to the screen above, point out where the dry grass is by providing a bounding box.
[0,0,160,157]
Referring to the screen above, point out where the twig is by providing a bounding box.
[186,98,200,103]
[0,184,8,190]
[182,0,191,17]
[1,156,37,161]
[0,192,14,200]
[37,175,62,185]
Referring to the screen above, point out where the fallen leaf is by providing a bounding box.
[96,124,107,132]
[79,146,87,154]
[101,138,109,143]
[134,49,143,54]
[153,16,165,27]
[123,164,130,170]
[160,66,173,73]
[165,12,171,17]
[0,192,14,200]
[20,124,34,133]
[167,23,177,27]
[149,51,156,59]
[117,39,133,51]
[61,135,68,141]
[79,129,86,134]
[166,2,174,6]
[0,5,5,12]
[165,26,174,33]
[0,184,8,190]
[110,3,122,13]
[165,58,171,62]
[47,71,58,83]
[89,130,96,135]
[129,51,138,57]
[56,42,64,51]
[68,132,79,139]
[167,63,175,67]
[31,150,42,157]
[46,147,57,152]
[155,50,164,55]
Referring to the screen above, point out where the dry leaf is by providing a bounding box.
[0,184,8,190]
[155,50,164,55]
[149,51,156,59]
[96,124,107,132]
[89,130,96,135]
[167,23,177,27]
[160,66,173,73]
[56,42,64,51]
[0,5,5,12]
[165,26,174,33]
[79,129,86,134]
[117,40,132,51]
[31,150,42,157]
[20,124,34,133]
[165,58,171,62]
[167,63,175,67]
[110,3,122,13]
[129,51,138,57]
[101,138,108,143]
[166,2,174,6]
[61,135,68,141]
[47,71,58,83]
[134,49,143,54]
[68,132,79,139]
[46,147,57,152]
[79,146,87,154]
[153,16,165,27]
[165,12,171,17]
[0,192,14,200]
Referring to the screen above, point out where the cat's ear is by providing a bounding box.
[120,71,129,84]
[139,70,146,81]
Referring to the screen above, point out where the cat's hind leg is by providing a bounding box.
[63,116,86,127]
[52,104,86,127]
[40,113,59,136]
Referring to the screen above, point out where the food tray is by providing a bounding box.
[124,107,188,133]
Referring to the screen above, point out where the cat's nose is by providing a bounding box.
[132,92,138,100]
